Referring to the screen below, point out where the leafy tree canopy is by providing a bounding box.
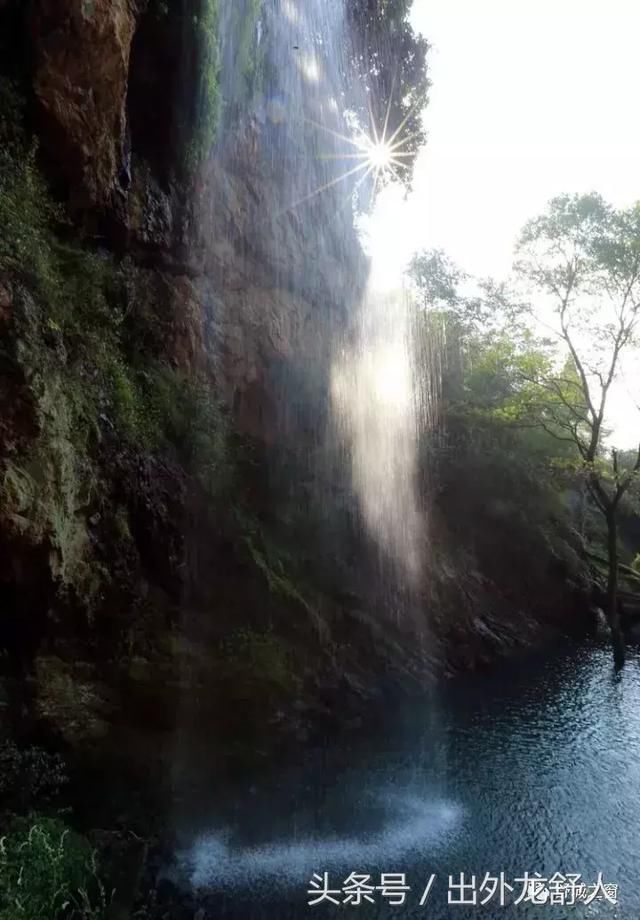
[347,0,430,184]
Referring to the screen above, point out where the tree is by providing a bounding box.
[407,249,589,638]
[347,0,430,184]
[514,193,640,666]
[408,249,541,412]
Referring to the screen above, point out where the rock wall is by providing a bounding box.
[0,0,377,771]
[30,0,136,209]
[0,0,588,781]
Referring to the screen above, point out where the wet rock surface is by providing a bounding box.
[30,0,137,208]
[0,0,589,837]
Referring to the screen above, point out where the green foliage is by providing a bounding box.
[410,249,465,316]
[0,82,52,265]
[347,0,430,185]
[0,82,117,338]
[0,79,121,490]
[410,246,586,589]
[184,0,221,174]
[515,193,640,387]
[1,367,99,593]
[0,817,110,920]
[108,357,141,439]
[410,199,640,619]
[108,360,229,494]
[142,367,219,459]
[0,81,230,602]
[0,139,56,291]
[0,78,227,467]
[514,193,640,536]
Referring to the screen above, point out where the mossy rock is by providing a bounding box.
[34,656,113,747]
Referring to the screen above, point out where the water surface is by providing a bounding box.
[182,639,640,917]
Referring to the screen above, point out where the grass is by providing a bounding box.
[0,817,111,920]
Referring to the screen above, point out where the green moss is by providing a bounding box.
[159,370,229,494]
[220,627,297,695]
[2,365,98,595]
[233,0,264,101]
[183,0,221,174]
[108,358,141,440]
[107,360,230,494]
[0,80,230,606]
[236,510,311,612]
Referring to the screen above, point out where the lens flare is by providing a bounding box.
[365,141,394,170]
[314,114,417,197]
[291,89,421,213]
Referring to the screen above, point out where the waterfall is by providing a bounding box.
[171,0,441,825]
[187,0,439,622]
[331,280,426,592]
[168,0,446,888]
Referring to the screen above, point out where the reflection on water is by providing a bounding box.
[178,639,640,917]
[188,797,460,888]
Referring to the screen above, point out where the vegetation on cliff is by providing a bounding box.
[183,0,222,174]
[0,79,229,617]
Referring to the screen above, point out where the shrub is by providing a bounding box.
[0,816,111,920]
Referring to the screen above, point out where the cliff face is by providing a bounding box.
[195,117,367,438]
[0,0,378,770]
[30,0,136,209]
[0,0,588,779]
[24,0,366,425]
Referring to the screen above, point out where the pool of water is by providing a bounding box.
[179,638,640,917]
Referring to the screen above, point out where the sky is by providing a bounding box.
[366,0,640,445]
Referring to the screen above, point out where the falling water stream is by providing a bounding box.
[331,282,426,593]
[173,2,640,917]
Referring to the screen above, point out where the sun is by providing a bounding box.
[294,92,420,211]
[337,110,417,194]
[365,140,394,170]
